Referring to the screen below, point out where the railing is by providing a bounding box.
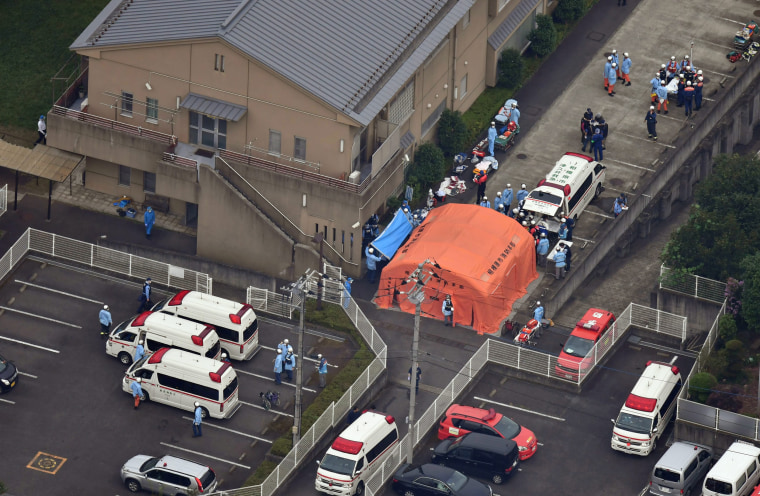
[220,148,372,194]
[0,184,7,216]
[162,152,198,169]
[660,264,727,303]
[371,121,402,178]
[242,143,321,172]
[51,105,175,145]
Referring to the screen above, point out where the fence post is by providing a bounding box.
[656,309,660,334]
[715,409,719,430]
[695,276,699,299]
[517,346,521,368]
[51,234,55,256]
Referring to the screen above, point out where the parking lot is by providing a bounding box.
[387,337,696,496]
[0,257,355,495]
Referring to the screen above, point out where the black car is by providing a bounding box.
[391,463,492,496]
[432,432,519,484]
[0,352,18,393]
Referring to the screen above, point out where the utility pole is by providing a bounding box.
[312,233,325,310]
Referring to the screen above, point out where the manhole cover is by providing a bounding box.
[588,31,606,42]
[27,452,67,475]
[517,154,528,160]
[522,105,542,116]
[607,177,624,187]
[754,10,760,17]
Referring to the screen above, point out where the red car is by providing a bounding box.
[554,308,615,381]
[437,404,538,460]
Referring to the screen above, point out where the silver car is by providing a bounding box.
[121,454,217,495]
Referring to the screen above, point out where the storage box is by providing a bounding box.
[125,208,137,218]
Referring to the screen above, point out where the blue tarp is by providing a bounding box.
[370,208,415,259]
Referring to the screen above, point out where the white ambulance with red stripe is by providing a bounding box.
[611,361,682,456]
[316,411,399,496]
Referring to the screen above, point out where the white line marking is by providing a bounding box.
[17,371,37,379]
[160,442,252,469]
[708,15,745,26]
[473,396,566,422]
[584,210,615,220]
[181,416,275,442]
[638,485,649,496]
[0,335,60,353]
[604,158,656,172]
[14,280,103,304]
[258,317,345,342]
[238,400,294,418]
[0,306,81,328]
[0,398,15,404]
[669,355,679,365]
[691,37,737,51]
[235,368,317,393]
[615,132,676,149]
[537,442,545,447]
[702,69,734,79]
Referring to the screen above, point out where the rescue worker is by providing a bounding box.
[695,76,704,110]
[318,354,328,388]
[533,301,545,323]
[480,196,491,209]
[516,184,529,205]
[553,247,566,280]
[665,56,678,82]
[475,171,488,204]
[536,233,549,267]
[509,103,520,127]
[284,350,295,381]
[412,214,421,227]
[591,128,603,162]
[192,402,203,437]
[558,218,569,240]
[565,216,575,241]
[493,191,503,211]
[487,122,497,156]
[655,80,669,114]
[604,56,613,90]
[580,109,593,144]
[621,53,632,86]
[595,114,609,150]
[497,203,506,215]
[683,80,695,117]
[509,207,519,219]
[680,54,690,72]
[442,295,454,327]
[131,378,143,410]
[144,206,156,239]
[645,106,658,141]
[561,242,572,272]
[99,304,112,337]
[134,340,145,362]
[676,75,685,107]
[277,339,290,355]
[607,63,617,96]
[502,183,514,210]
[342,277,352,309]
[274,349,284,385]
[650,74,661,105]
[658,64,668,84]
[365,247,383,283]
[611,50,620,77]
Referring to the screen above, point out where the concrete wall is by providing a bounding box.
[544,57,760,318]
[658,289,724,337]
[675,420,751,457]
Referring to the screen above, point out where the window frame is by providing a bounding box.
[462,9,471,28]
[294,136,307,161]
[268,130,282,156]
[118,165,131,186]
[143,171,156,193]
[460,74,468,100]
[145,97,159,124]
[498,0,510,12]
[189,111,227,149]
[121,91,134,117]
[214,54,225,72]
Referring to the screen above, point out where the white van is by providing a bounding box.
[106,311,221,365]
[122,347,240,419]
[316,411,399,496]
[704,441,760,496]
[611,361,682,456]
[521,152,606,231]
[152,290,259,361]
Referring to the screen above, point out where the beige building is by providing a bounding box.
[48,0,547,279]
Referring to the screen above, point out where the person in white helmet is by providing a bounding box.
[645,106,658,141]
[604,55,613,90]
[493,191,503,211]
[695,75,704,110]
[317,354,328,388]
[533,301,545,324]
[502,183,514,210]
[274,348,284,385]
[134,340,145,362]
[516,184,529,205]
[131,377,143,410]
[99,304,112,336]
[621,52,632,86]
[365,246,384,283]
[192,402,203,437]
[536,233,550,267]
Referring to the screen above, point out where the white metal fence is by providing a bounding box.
[660,264,726,303]
[0,184,7,216]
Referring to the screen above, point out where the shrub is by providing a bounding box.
[718,314,738,345]
[460,87,511,143]
[386,195,403,211]
[527,14,557,58]
[552,0,584,24]
[245,459,279,486]
[689,372,717,403]
[408,143,446,192]
[706,388,744,412]
[436,109,468,157]
[722,339,746,381]
[497,49,524,89]
[705,353,728,381]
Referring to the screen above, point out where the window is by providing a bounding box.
[214,54,225,72]
[567,174,593,212]
[498,0,510,11]
[660,379,682,417]
[462,9,470,28]
[294,137,307,161]
[683,458,698,480]
[422,100,446,137]
[119,165,131,186]
[146,97,158,123]
[143,172,156,193]
[268,130,282,155]
[388,81,415,124]
[189,111,227,149]
[121,91,134,117]
[455,447,474,461]
[460,74,468,100]
[366,430,398,463]
[156,373,219,400]
[222,376,238,400]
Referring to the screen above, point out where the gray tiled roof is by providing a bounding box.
[180,93,247,122]
[72,0,474,126]
[488,0,541,50]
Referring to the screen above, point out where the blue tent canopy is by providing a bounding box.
[370,208,415,259]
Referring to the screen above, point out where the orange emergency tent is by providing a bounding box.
[375,203,538,334]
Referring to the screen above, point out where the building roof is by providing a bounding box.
[71,0,473,126]
[488,0,541,50]
[180,93,247,122]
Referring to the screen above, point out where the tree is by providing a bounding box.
[409,143,446,193]
[436,109,468,157]
[497,49,524,89]
[688,372,717,403]
[527,14,557,58]
[694,154,760,232]
[552,0,584,24]
[740,252,760,331]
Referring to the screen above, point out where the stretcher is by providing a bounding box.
[473,156,498,179]
[495,122,519,151]
[513,319,541,347]
[494,99,518,126]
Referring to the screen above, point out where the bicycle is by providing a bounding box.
[260,390,280,411]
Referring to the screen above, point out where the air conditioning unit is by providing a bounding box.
[348,171,361,184]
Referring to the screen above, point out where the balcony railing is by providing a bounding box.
[219,148,372,194]
[161,152,198,169]
[52,105,175,145]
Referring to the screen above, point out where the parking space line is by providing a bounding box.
[473,396,565,422]
[14,280,104,304]
[18,371,37,379]
[604,158,656,172]
[0,336,60,353]
[259,316,345,342]
[615,132,677,149]
[0,306,81,329]
[691,36,737,52]
[180,416,275,442]
[160,442,252,469]
[259,344,339,368]
[235,368,317,393]
[584,210,615,220]
[238,400,294,418]
[0,398,15,404]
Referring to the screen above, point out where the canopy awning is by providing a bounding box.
[180,93,247,122]
[0,140,82,181]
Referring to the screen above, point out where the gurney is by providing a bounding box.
[495,122,519,151]
[513,319,541,347]
[494,99,518,126]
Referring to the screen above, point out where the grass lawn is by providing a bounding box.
[0,0,109,139]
